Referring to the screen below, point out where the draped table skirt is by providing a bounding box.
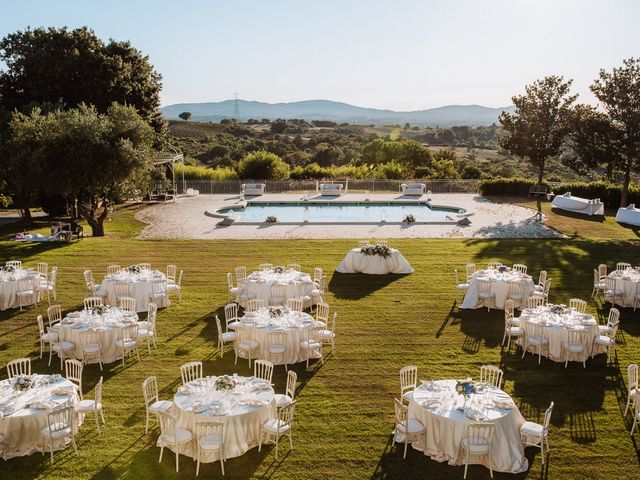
[335,248,413,274]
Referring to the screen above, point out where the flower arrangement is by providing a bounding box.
[403,214,416,223]
[274,265,285,274]
[1,265,15,273]
[455,378,476,398]
[360,244,392,258]
[126,265,142,274]
[265,216,277,223]
[92,305,110,315]
[498,265,509,273]
[269,306,285,318]
[549,304,566,314]
[214,375,236,391]
[12,374,33,392]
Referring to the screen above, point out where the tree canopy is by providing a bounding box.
[237,150,291,179]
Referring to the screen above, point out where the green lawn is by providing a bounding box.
[0,205,639,479]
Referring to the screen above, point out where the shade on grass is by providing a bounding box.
[0,210,639,479]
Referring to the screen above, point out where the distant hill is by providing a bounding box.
[160,99,514,127]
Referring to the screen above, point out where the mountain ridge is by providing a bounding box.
[160,99,513,127]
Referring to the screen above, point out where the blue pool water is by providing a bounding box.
[218,202,463,223]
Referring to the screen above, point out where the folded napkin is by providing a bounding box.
[492,398,515,409]
[30,400,53,410]
[178,385,196,395]
[241,398,267,407]
[419,380,436,391]
[52,387,75,396]
[421,399,440,409]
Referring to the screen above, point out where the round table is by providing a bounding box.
[407,379,528,474]
[607,269,640,307]
[102,268,169,312]
[335,248,414,274]
[241,269,313,308]
[238,307,323,365]
[519,306,600,362]
[0,374,79,459]
[0,268,40,311]
[54,307,140,364]
[169,375,276,462]
[461,268,534,310]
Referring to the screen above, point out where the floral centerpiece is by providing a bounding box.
[549,304,566,314]
[12,374,33,392]
[92,305,110,315]
[268,306,285,318]
[498,265,509,273]
[360,244,392,258]
[403,214,416,224]
[126,265,142,274]
[273,265,285,274]
[214,375,236,391]
[455,378,476,398]
[1,265,16,273]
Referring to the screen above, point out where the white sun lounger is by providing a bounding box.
[241,183,266,196]
[319,183,344,196]
[400,183,426,196]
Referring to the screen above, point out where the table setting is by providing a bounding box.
[335,245,413,274]
[241,267,313,308]
[519,305,599,361]
[169,374,276,462]
[239,306,322,365]
[461,266,534,310]
[407,379,528,473]
[607,267,640,307]
[0,373,79,458]
[54,306,139,364]
[0,265,40,311]
[102,265,169,312]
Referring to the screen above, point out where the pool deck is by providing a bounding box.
[135,193,563,239]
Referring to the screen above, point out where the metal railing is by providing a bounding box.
[173,179,480,195]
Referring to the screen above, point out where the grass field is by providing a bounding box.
[0,204,639,479]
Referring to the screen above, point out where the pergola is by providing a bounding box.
[153,147,184,200]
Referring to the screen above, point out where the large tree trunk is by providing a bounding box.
[78,197,109,237]
[621,164,631,207]
[535,159,545,220]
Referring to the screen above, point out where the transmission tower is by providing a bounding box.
[233,93,240,121]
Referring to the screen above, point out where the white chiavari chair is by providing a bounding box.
[246,298,264,312]
[36,262,48,279]
[624,364,638,417]
[166,270,183,302]
[157,411,193,472]
[142,376,172,433]
[149,280,167,306]
[393,398,425,459]
[47,304,62,326]
[194,420,225,476]
[569,298,587,313]
[120,297,137,314]
[286,298,303,311]
[75,376,105,433]
[310,276,325,308]
[512,263,528,274]
[50,331,75,369]
[617,262,631,271]
[235,327,260,367]
[224,303,241,330]
[65,358,84,399]
[534,270,547,293]
[215,315,235,358]
[258,401,296,459]
[597,264,607,280]
[299,326,323,368]
[321,312,337,354]
[562,329,587,368]
[454,269,470,303]
[286,263,301,271]
[227,272,239,301]
[234,266,247,286]
[267,330,287,369]
[270,284,287,306]
[465,263,476,281]
[113,282,131,304]
[36,267,58,305]
[313,267,323,286]
[115,324,140,366]
[16,278,36,310]
[166,264,177,283]
[138,304,158,354]
[254,359,274,383]
[37,314,57,361]
[84,297,104,309]
[106,264,121,275]
[5,260,21,268]
[357,240,370,247]
[7,357,31,379]
[477,278,495,311]
[604,277,623,307]
[461,422,495,479]
[315,302,329,327]
[522,323,549,364]
[399,366,418,403]
[598,308,619,335]
[80,329,103,370]
[137,263,151,270]
[180,361,203,384]
[275,370,297,407]
[527,296,545,309]
[502,314,524,351]
[532,278,552,302]
[42,405,77,464]
[479,365,503,389]
[592,319,619,362]
[520,401,554,465]
[592,269,606,298]
[507,281,525,307]
[487,261,502,269]
[259,263,273,271]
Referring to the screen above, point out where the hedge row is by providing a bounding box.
[479,178,640,208]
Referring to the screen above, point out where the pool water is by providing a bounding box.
[218,202,463,223]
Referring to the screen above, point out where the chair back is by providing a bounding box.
[7,357,31,378]
[477,278,492,293]
[543,278,552,295]
[616,262,631,271]
[180,361,203,385]
[142,376,159,406]
[47,268,57,286]
[479,365,503,389]
[194,420,224,450]
[357,240,370,247]
[503,299,514,318]
[286,298,303,311]
[376,240,388,247]
[394,397,408,426]
[593,269,600,286]
[37,262,49,278]
[36,314,47,336]
[487,262,502,269]
[148,302,158,322]
[271,284,286,299]
[465,263,476,280]
[508,281,525,296]
[65,359,83,393]
[329,312,337,333]
[513,263,528,274]
[84,269,95,287]
[538,270,547,287]
[286,370,297,399]
[224,303,238,324]
[138,263,151,270]
[47,304,62,325]
[246,299,264,312]
[567,329,585,347]
[608,308,620,326]
[166,265,177,282]
[597,264,607,279]
[234,266,247,285]
[84,297,104,309]
[113,282,131,299]
[316,303,330,323]
[46,405,75,438]
[628,364,639,391]
[259,263,273,271]
[227,272,234,290]
[527,296,545,308]
[254,359,274,383]
[120,324,139,343]
[277,401,296,429]
[268,330,287,352]
[18,278,33,293]
[215,315,224,338]
[6,260,22,268]
[120,297,136,313]
[287,263,301,271]
[81,329,102,351]
[528,322,544,339]
[150,280,166,297]
[454,269,462,286]
[94,376,104,405]
[569,298,587,313]
[609,319,620,339]
[542,401,554,430]
[465,422,495,446]
[158,410,178,439]
[399,366,418,397]
[313,267,323,285]
[106,265,121,275]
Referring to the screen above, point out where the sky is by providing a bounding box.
[1,0,639,110]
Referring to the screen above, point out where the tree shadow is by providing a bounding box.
[328,272,407,300]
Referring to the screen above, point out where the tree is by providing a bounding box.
[589,58,640,206]
[270,120,288,134]
[237,150,290,179]
[499,76,577,186]
[178,112,192,121]
[0,26,164,131]
[7,103,154,236]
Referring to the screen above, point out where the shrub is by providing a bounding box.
[174,164,238,181]
[479,178,551,196]
[553,181,640,208]
[265,215,277,223]
[237,151,290,179]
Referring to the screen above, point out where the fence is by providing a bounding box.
[175,179,480,195]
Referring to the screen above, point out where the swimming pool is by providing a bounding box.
[217,201,464,223]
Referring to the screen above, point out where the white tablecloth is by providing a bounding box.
[53,308,139,364]
[616,206,640,226]
[102,269,169,312]
[239,308,323,365]
[335,248,413,274]
[551,194,604,216]
[461,269,534,310]
[519,307,600,361]
[0,268,40,311]
[241,269,313,308]
[168,376,276,462]
[607,270,640,307]
[407,379,528,474]
[0,374,79,459]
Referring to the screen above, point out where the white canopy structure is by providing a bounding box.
[153,147,184,201]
